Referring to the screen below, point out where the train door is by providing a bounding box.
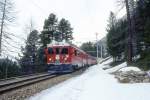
[54,47,61,65]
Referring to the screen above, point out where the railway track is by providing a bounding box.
[0,73,58,94]
[0,67,86,94]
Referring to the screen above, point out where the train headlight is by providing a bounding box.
[66,55,69,58]
[49,58,52,61]
[56,55,60,60]
[64,57,67,61]
[64,55,69,61]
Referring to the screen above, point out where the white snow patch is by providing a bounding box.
[119,66,141,72]
[29,59,150,100]
[100,58,113,69]
[105,62,127,73]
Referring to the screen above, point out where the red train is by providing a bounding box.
[44,42,97,73]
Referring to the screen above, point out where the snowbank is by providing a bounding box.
[119,66,141,72]
[101,57,113,65]
[105,62,127,73]
[102,60,141,73]
[29,59,150,100]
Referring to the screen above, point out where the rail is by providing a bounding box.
[0,73,57,94]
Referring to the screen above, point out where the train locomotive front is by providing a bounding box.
[45,43,97,74]
[45,44,74,74]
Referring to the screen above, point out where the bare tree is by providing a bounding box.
[0,0,16,56]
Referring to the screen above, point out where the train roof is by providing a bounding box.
[47,41,71,47]
[47,41,96,58]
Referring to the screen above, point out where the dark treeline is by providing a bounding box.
[80,41,108,58]
[107,12,127,62]
[0,58,21,79]
[80,42,97,57]
[106,0,150,70]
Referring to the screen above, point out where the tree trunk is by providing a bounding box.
[125,0,133,64]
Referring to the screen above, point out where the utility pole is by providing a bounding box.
[96,33,99,60]
[0,0,7,56]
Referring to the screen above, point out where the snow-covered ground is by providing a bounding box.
[29,59,150,100]
[119,66,141,72]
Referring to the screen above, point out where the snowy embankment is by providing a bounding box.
[29,59,150,100]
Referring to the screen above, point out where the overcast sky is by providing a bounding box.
[5,0,126,58]
[13,0,120,43]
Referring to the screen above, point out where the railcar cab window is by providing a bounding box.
[48,47,54,54]
[55,48,60,54]
[75,50,80,56]
[61,48,68,54]
[75,50,77,56]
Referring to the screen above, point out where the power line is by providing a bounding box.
[2,38,21,50]
[2,43,20,52]
[30,0,47,15]
[4,32,26,41]
[3,33,25,46]
[2,47,20,54]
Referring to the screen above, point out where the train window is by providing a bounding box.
[75,50,77,56]
[61,48,68,54]
[48,48,54,54]
[56,48,60,54]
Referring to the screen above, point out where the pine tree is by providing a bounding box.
[40,13,58,47]
[20,30,39,74]
[80,42,97,57]
[58,18,73,42]
[0,58,20,79]
[133,0,150,70]
[106,12,118,60]
[134,0,150,54]
[106,12,127,61]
